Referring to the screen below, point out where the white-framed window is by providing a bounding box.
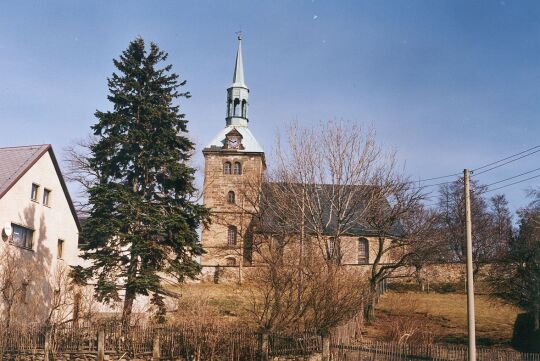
[227,226,237,246]
[12,223,34,250]
[57,239,64,259]
[43,188,51,206]
[358,238,369,264]
[233,162,242,175]
[31,183,39,201]
[223,162,232,175]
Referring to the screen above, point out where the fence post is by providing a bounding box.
[97,325,105,361]
[321,334,330,361]
[43,326,51,361]
[259,332,269,361]
[152,326,161,361]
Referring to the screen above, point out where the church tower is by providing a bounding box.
[201,35,265,273]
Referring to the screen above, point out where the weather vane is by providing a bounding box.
[235,30,242,41]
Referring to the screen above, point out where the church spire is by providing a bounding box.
[232,34,245,87]
[226,34,249,127]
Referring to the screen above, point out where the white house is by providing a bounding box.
[0,144,81,321]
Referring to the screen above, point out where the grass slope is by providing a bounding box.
[176,284,521,347]
[367,291,521,346]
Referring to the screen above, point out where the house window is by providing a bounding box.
[227,191,235,204]
[358,238,369,264]
[227,226,237,246]
[43,189,51,206]
[11,224,33,250]
[57,239,64,259]
[226,257,236,266]
[31,183,39,201]
[223,162,232,175]
[233,162,242,175]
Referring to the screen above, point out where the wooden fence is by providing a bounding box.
[1,323,540,361]
[330,340,540,361]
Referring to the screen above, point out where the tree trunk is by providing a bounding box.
[364,281,377,321]
[122,291,135,328]
[321,334,330,361]
[122,249,139,328]
[259,332,269,361]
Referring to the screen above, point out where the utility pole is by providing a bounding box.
[464,169,477,361]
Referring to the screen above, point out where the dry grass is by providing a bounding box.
[367,291,521,346]
[174,283,253,321]
[174,284,521,347]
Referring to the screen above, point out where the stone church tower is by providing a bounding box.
[201,35,265,269]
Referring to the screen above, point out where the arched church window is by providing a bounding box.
[228,226,237,246]
[227,191,235,204]
[223,162,232,175]
[233,162,242,175]
[227,99,233,117]
[358,238,369,264]
[233,98,240,116]
[241,100,247,117]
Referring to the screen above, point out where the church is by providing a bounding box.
[200,36,390,280]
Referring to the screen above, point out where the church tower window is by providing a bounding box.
[358,238,369,264]
[233,98,240,116]
[228,226,237,246]
[233,162,242,175]
[223,162,232,174]
[241,100,247,117]
[227,191,235,204]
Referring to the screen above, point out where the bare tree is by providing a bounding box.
[437,178,512,273]
[62,136,99,215]
[244,121,394,336]
[0,248,35,327]
[361,176,432,318]
[489,191,540,334]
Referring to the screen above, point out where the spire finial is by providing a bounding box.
[236,30,242,41]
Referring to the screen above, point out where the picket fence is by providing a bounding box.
[1,323,539,361]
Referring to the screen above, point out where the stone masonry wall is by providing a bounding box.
[201,150,264,267]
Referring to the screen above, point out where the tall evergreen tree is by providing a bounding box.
[71,38,208,325]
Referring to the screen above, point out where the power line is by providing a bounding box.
[414,144,540,189]
[413,179,456,189]
[416,173,462,183]
[481,174,540,194]
[472,146,540,176]
[483,167,540,188]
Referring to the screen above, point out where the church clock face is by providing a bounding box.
[229,137,240,149]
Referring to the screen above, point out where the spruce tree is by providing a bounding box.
[71,38,208,326]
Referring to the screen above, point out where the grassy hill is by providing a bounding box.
[365,291,521,347]
[174,283,521,347]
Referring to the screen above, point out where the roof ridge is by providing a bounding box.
[0,144,50,150]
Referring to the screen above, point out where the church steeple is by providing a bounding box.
[232,34,245,87]
[226,34,249,127]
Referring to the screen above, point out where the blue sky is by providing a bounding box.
[0,1,539,213]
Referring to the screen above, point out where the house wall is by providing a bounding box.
[0,151,80,318]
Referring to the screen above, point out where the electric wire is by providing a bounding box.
[483,167,540,189]
[472,147,540,176]
[415,173,462,183]
[415,144,540,186]
[480,174,540,194]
